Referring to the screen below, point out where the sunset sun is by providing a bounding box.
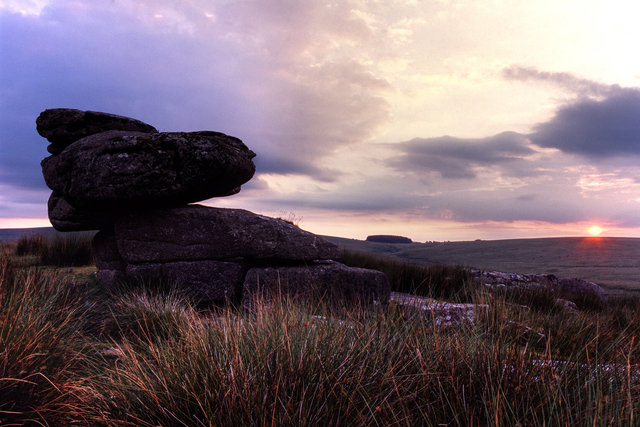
[588,225,603,236]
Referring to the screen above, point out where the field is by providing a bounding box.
[325,236,640,294]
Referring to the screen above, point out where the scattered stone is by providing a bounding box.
[554,298,579,314]
[243,261,390,310]
[472,269,606,309]
[41,130,256,209]
[114,205,339,264]
[556,278,606,309]
[36,108,157,154]
[390,292,487,327]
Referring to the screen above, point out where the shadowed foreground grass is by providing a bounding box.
[2,237,640,425]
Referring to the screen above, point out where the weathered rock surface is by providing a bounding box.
[41,130,256,209]
[48,192,113,231]
[114,205,339,264]
[390,292,487,327]
[472,270,606,308]
[37,108,390,311]
[92,229,125,271]
[126,261,244,304]
[36,108,158,154]
[242,261,390,309]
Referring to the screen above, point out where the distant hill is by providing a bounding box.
[324,235,640,294]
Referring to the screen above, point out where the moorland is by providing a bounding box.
[1,229,639,425]
[325,235,640,294]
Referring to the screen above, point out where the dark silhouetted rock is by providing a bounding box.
[126,261,244,304]
[92,228,125,271]
[48,192,113,231]
[366,235,413,244]
[41,130,256,208]
[114,205,339,264]
[242,260,390,309]
[36,108,157,154]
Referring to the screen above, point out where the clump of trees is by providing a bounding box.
[366,235,412,244]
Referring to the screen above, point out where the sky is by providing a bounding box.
[1,0,640,241]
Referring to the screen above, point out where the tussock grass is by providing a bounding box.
[69,289,639,426]
[1,240,639,425]
[14,232,94,266]
[0,255,88,425]
[339,250,473,300]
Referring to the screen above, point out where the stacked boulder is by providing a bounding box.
[37,108,390,308]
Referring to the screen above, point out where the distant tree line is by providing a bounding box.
[366,235,412,244]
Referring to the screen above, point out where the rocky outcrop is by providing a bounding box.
[41,130,256,210]
[127,261,245,304]
[472,270,606,309]
[36,108,157,154]
[114,205,339,264]
[39,108,389,307]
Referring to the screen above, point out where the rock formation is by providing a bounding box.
[471,269,606,309]
[37,108,390,308]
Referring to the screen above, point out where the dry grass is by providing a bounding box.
[1,236,640,425]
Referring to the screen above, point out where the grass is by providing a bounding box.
[338,250,473,300]
[325,235,640,293]
[2,234,640,425]
[15,232,94,267]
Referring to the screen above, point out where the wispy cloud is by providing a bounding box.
[502,65,619,98]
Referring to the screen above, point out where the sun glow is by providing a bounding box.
[588,225,603,236]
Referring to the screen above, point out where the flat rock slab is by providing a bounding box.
[390,292,487,327]
[126,261,244,304]
[114,205,339,263]
[41,130,256,208]
[36,108,157,154]
[242,261,390,309]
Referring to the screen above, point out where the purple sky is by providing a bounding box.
[1,1,639,241]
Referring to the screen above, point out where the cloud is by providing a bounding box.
[502,66,618,98]
[0,0,391,213]
[530,89,640,157]
[388,131,535,179]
